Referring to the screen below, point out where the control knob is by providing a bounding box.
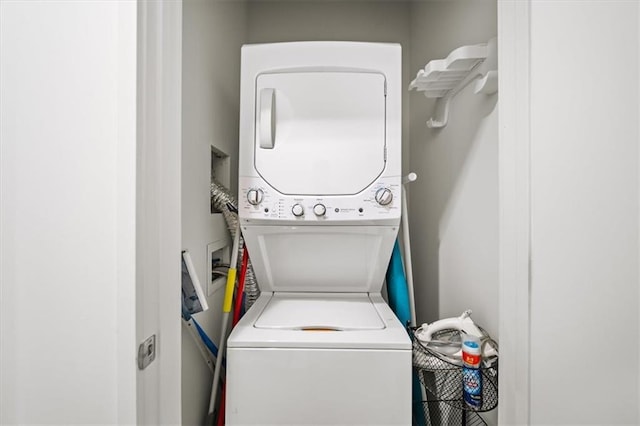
[246,188,264,206]
[375,188,393,206]
[313,203,326,217]
[292,203,304,217]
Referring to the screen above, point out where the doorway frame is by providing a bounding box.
[135,0,533,423]
[136,0,183,423]
[497,1,532,424]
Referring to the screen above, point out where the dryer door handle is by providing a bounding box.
[259,88,276,149]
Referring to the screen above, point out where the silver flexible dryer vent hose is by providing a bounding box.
[210,179,260,311]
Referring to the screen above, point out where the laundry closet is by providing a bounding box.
[3,1,640,426]
[181,1,497,424]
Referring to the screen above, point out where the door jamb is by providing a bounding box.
[498,1,532,424]
[136,0,183,423]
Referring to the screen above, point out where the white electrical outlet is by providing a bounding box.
[207,238,231,296]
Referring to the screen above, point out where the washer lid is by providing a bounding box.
[254,293,385,331]
[254,71,386,196]
[228,293,411,350]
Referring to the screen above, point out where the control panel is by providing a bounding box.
[239,176,401,222]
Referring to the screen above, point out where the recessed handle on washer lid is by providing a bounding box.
[259,88,276,149]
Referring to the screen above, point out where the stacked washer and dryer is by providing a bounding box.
[226,42,411,425]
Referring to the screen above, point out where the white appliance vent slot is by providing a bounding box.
[409,38,498,128]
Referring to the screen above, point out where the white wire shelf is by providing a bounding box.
[409,38,498,128]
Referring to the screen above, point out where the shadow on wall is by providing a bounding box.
[407,0,498,331]
[437,89,498,338]
[438,91,498,238]
[408,80,499,425]
[409,82,498,327]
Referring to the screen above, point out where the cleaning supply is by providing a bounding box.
[217,246,250,426]
[181,250,219,372]
[208,222,241,421]
[401,172,417,327]
[181,250,209,315]
[210,179,260,311]
[415,310,498,366]
[232,246,249,327]
[462,334,482,409]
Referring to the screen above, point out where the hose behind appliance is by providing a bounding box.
[210,179,259,310]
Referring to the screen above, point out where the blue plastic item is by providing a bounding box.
[386,240,411,327]
[386,240,426,426]
[193,318,219,359]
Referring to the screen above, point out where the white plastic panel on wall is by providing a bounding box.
[255,71,386,195]
[529,1,639,424]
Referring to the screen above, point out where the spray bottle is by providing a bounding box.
[462,334,482,409]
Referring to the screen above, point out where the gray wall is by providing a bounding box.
[181,1,500,423]
[181,1,247,424]
[408,0,498,331]
[408,2,498,423]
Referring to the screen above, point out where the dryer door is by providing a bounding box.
[254,71,386,196]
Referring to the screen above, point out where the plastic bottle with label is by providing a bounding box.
[462,334,483,409]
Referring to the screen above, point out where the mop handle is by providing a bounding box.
[222,268,237,313]
[209,224,241,420]
[233,246,249,326]
[401,172,417,327]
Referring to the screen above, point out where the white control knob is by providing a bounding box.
[246,189,264,205]
[291,204,304,217]
[313,203,326,217]
[375,188,393,206]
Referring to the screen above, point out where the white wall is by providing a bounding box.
[0,1,137,424]
[181,1,247,424]
[409,0,498,332]
[529,1,639,423]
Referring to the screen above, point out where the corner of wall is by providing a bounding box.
[181,1,248,424]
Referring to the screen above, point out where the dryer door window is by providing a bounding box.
[254,71,386,196]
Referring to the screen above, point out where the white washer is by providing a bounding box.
[227,42,411,425]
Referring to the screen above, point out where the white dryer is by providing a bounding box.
[226,42,411,426]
